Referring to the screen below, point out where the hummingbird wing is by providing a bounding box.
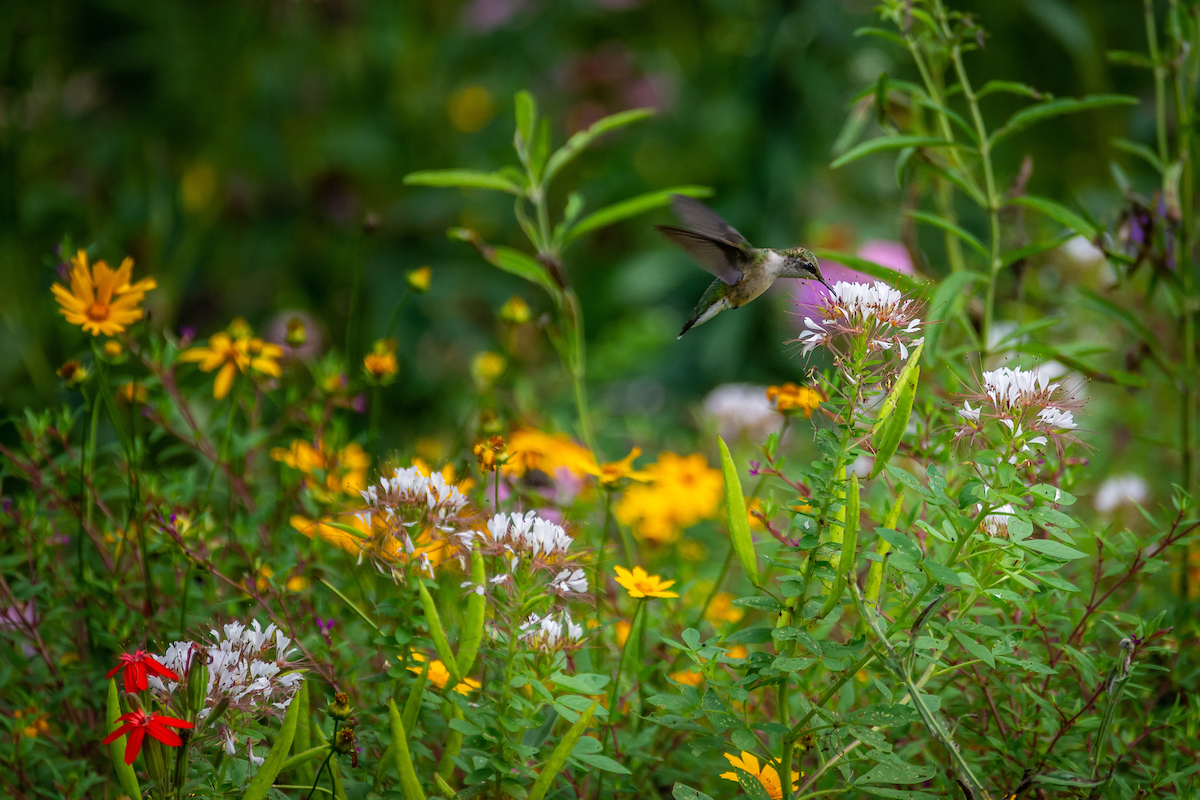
[656,226,744,285]
[669,195,752,249]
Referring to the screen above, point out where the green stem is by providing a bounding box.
[383,289,410,340]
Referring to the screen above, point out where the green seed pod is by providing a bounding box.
[185,646,209,719]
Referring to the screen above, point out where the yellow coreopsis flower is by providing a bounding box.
[615,452,723,544]
[705,592,745,625]
[669,669,704,687]
[364,339,399,382]
[52,250,157,337]
[407,652,480,695]
[614,565,678,599]
[583,447,652,488]
[766,383,823,418]
[502,428,598,479]
[719,751,799,800]
[179,330,283,399]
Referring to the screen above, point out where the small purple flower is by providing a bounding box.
[317,617,335,633]
[748,461,762,476]
[180,326,196,347]
[352,393,367,414]
[56,262,71,282]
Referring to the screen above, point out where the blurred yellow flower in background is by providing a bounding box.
[52,250,156,337]
[364,339,399,382]
[502,428,596,479]
[704,592,745,625]
[103,340,123,358]
[446,85,495,132]
[115,382,148,404]
[271,439,369,498]
[670,669,704,687]
[14,707,50,739]
[616,452,722,544]
[406,266,432,293]
[472,351,507,388]
[408,651,481,694]
[583,447,651,487]
[498,295,532,324]
[766,383,823,418]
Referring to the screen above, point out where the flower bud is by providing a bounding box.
[406,266,432,293]
[286,317,308,346]
[185,646,209,718]
[334,726,358,767]
[328,692,351,721]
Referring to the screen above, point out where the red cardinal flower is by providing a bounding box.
[102,709,193,765]
[106,650,179,694]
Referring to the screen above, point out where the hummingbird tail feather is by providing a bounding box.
[678,296,731,338]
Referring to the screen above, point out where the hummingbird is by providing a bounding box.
[658,195,834,338]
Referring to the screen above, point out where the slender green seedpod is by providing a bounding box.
[436,704,464,780]
[455,549,487,677]
[817,472,860,619]
[292,677,313,786]
[865,492,905,609]
[820,477,847,590]
[243,682,302,800]
[184,645,209,719]
[143,737,170,789]
[105,679,141,799]
[718,435,760,587]
[388,698,427,800]
[526,700,600,800]
[417,580,462,688]
[869,343,923,479]
[402,659,430,734]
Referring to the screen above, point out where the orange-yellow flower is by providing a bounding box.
[14,707,51,739]
[364,339,399,381]
[719,751,799,800]
[615,452,723,544]
[583,447,652,487]
[179,330,283,399]
[614,565,678,599]
[766,383,823,418]
[705,592,745,625]
[115,382,148,404]
[407,652,480,695]
[271,439,369,498]
[52,250,156,337]
[670,669,704,687]
[502,428,597,479]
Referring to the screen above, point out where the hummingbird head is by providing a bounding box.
[777,247,834,293]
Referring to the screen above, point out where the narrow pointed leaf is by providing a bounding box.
[923,274,982,364]
[244,679,303,800]
[543,108,656,186]
[515,91,537,148]
[402,659,429,734]
[1009,195,1097,240]
[403,169,524,196]
[291,677,313,786]
[869,357,920,479]
[830,135,962,169]
[839,473,861,578]
[1109,137,1164,172]
[389,699,427,800]
[565,185,712,245]
[718,436,759,588]
[106,680,141,799]
[871,342,924,437]
[990,95,1138,148]
[526,700,600,800]
[418,580,462,688]
[905,210,988,258]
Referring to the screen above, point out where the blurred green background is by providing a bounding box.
[0,0,1164,467]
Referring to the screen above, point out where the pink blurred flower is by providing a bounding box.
[793,240,914,324]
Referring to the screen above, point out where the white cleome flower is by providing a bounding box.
[1094,474,1149,514]
[980,504,1016,538]
[703,383,778,443]
[518,610,585,652]
[483,511,574,561]
[549,568,589,595]
[797,280,923,359]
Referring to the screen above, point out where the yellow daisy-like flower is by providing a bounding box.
[407,652,480,695]
[364,339,399,381]
[705,592,746,625]
[502,428,598,479]
[766,383,823,418]
[179,330,283,399]
[583,447,652,488]
[614,565,678,599]
[51,250,157,337]
[719,751,799,800]
[615,452,723,544]
[669,669,704,687]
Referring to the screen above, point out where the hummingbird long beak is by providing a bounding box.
[818,276,835,294]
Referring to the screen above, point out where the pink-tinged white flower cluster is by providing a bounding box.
[147,620,303,756]
[956,366,1082,457]
[356,466,476,575]
[797,280,924,360]
[980,503,1016,538]
[475,511,590,602]
[518,609,585,653]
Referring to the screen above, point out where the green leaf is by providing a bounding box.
[1031,770,1106,788]
[952,630,995,668]
[1110,137,1164,172]
[548,671,610,694]
[673,784,717,800]
[1010,194,1097,240]
[542,107,656,186]
[244,679,303,800]
[975,79,1043,100]
[858,756,939,784]
[417,580,462,688]
[874,528,921,562]
[574,753,631,775]
[526,701,600,800]
[810,249,923,293]
[565,185,711,245]
[403,169,523,196]
[1000,234,1074,267]
[923,560,961,587]
[991,95,1138,147]
[1020,538,1088,561]
[905,210,988,258]
[515,91,537,146]
[106,680,141,799]
[449,228,562,301]
[831,135,962,169]
[923,272,983,364]
[718,435,759,587]
[388,698,427,800]
[1106,50,1154,69]
[291,676,313,786]
[734,767,774,800]
[869,345,922,477]
[851,704,920,726]
[853,26,906,47]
